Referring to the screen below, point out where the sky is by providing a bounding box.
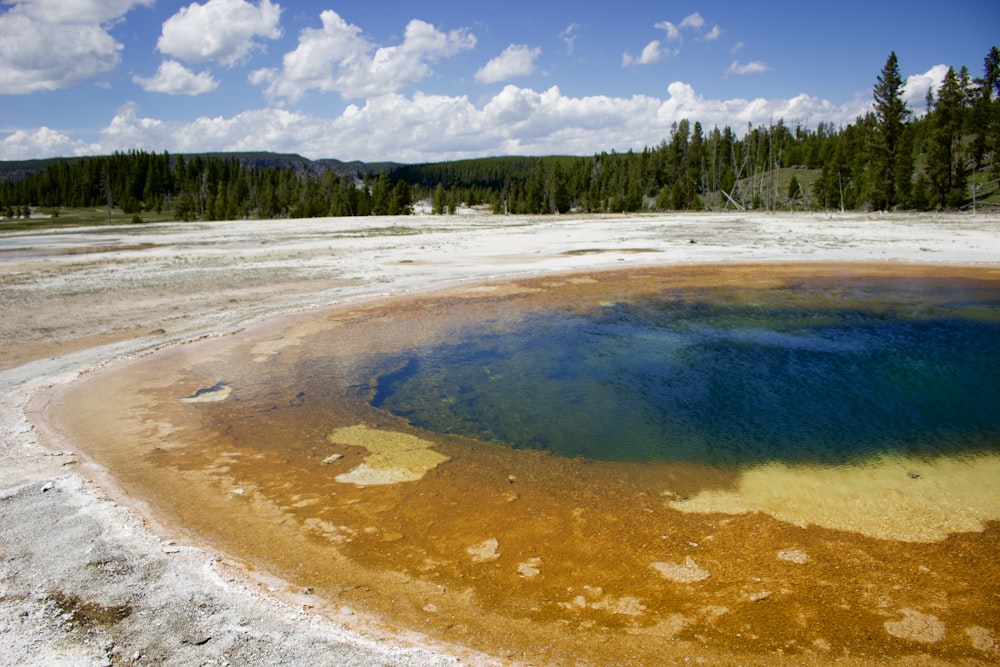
[1,0,997,163]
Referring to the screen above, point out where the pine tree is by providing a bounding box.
[927,67,967,208]
[787,175,801,206]
[525,162,546,213]
[371,173,390,215]
[431,183,446,215]
[870,52,910,209]
[894,122,916,207]
[547,161,571,213]
[174,190,198,221]
[686,122,706,208]
[971,46,1000,186]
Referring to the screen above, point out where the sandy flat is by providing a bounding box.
[2,211,1000,666]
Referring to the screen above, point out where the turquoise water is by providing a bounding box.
[370,281,1000,466]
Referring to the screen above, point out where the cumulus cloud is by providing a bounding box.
[626,13,722,67]
[0,0,152,94]
[702,25,722,41]
[0,127,98,160]
[476,44,541,84]
[95,102,172,152]
[157,0,282,66]
[653,81,855,130]
[6,0,153,24]
[622,40,668,67]
[2,79,875,163]
[901,64,949,112]
[679,13,705,30]
[133,60,219,95]
[726,60,769,76]
[253,10,475,101]
[653,20,682,42]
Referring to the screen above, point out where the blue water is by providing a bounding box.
[370,286,1000,466]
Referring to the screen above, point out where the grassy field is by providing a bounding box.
[0,207,177,233]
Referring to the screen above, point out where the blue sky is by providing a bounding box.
[1,0,997,162]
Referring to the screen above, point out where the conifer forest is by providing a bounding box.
[2,48,999,223]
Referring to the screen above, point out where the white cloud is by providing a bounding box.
[249,10,368,99]
[157,0,282,67]
[622,40,667,67]
[654,81,855,130]
[95,102,172,152]
[653,20,681,42]
[133,60,219,95]
[726,60,770,76]
[2,80,874,163]
[6,0,153,24]
[702,25,722,41]
[0,127,98,160]
[679,12,705,30]
[476,44,541,84]
[561,23,581,55]
[0,0,152,94]
[628,14,721,67]
[901,64,949,112]
[679,13,722,41]
[254,10,475,101]
[732,41,745,53]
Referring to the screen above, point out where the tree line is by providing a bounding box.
[2,47,997,221]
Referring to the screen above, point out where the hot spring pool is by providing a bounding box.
[370,282,1000,466]
[46,262,1000,665]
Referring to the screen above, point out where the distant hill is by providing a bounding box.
[0,152,402,184]
[0,157,76,183]
[388,156,576,189]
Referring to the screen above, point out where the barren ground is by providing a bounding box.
[2,212,999,666]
